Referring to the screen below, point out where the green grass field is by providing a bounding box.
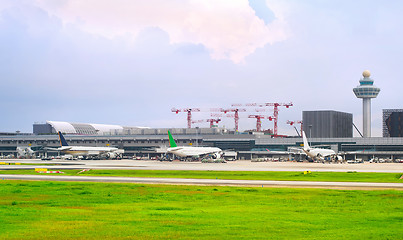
[0,180,402,239]
[1,169,403,183]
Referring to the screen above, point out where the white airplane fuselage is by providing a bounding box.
[167,146,222,158]
[58,146,119,156]
[302,148,336,160]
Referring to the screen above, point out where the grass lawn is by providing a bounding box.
[0,180,402,239]
[1,169,403,183]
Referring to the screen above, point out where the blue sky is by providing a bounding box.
[1,0,402,136]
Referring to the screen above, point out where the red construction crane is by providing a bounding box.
[221,108,247,132]
[287,120,303,137]
[232,102,293,136]
[211,111,242,132]
[171,108,201,128]
[248,115,275,132]
[191,118,222,128]
[172,108,225,128]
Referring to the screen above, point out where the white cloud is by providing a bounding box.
[34,0,288,63]
[2,0,400,136]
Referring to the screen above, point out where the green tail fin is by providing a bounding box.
[168,130,177,148]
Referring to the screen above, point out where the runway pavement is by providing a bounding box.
[1,174,403,190]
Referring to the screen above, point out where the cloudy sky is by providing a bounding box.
[1,0,402,136]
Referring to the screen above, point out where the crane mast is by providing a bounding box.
[248,115,274,132]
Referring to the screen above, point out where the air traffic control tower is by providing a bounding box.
[353,70,380,137]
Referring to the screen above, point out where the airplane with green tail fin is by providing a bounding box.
[167,130,223,159]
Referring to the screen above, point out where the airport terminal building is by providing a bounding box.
[33,121,148,135]
[2,120,403,161]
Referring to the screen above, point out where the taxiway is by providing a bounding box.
[1,159,402,173]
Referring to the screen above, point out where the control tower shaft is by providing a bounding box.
[353,70,380,137]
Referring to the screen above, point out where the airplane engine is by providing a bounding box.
[212,152,223,159]
[62,154,73,160]
[106,152,117,159]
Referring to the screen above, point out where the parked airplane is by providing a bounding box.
[49,132,124,159]
[167,130,223,159]
[302,131,342,161]
[16,147,35,158]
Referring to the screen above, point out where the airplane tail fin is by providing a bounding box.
[302,131,310,150]
[58,131,69,147]
[167,130,177,148]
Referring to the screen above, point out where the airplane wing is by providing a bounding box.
[198,150,223,159]
[266,149,291,154]
[168,147,184,152]
[338,150,366,155]
[44,146,72,151]
[87,151,101,155]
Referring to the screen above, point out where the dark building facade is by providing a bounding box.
[33,123,53,135]
[383,109,403,137]
[302,110,353,138]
